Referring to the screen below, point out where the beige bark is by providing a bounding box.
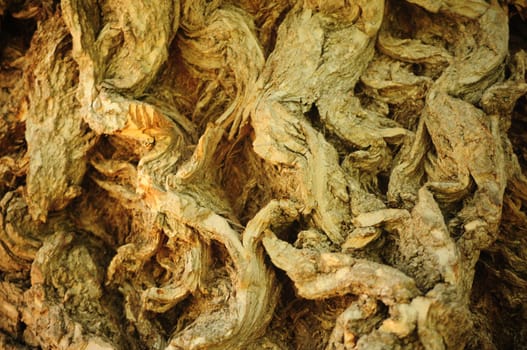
[1,0,527,349]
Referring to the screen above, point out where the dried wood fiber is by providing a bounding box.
[1,0,527,349]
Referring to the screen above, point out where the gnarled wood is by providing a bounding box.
[1,0,526,349]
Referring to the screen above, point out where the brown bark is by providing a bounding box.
[1,0,527,349]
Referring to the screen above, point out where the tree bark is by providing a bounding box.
[1,0,527,349]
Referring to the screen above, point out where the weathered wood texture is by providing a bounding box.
[1,0,527,349]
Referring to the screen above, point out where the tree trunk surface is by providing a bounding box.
[1,0,527,349]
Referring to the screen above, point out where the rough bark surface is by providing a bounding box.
[1,0,527,349]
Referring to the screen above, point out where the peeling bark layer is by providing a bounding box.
[1,0,527,349]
